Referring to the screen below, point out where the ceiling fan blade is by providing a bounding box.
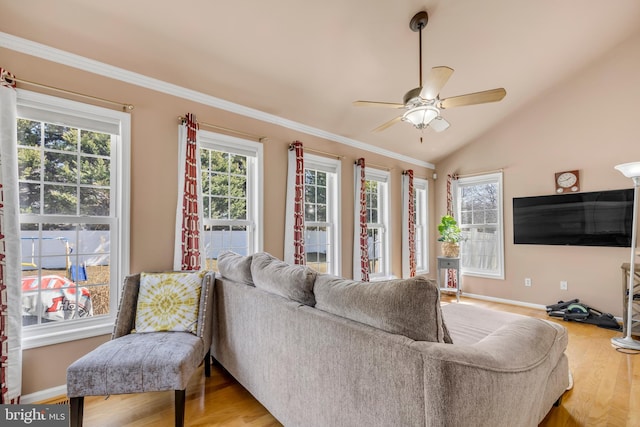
[439,88,506,109]
[419,66,454,100]
[353,100,405,108]
[373,116,403,132]
[429,116,450,133]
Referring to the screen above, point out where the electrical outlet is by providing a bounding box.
[524,278,532,287]
[560,280,568,290]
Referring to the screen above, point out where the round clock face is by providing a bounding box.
[557,172,577,188]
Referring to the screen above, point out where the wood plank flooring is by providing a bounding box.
[69,295,639,426]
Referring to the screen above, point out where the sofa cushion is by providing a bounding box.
[314,274,448,343]
[217,251,254,285]
[135,271,205,334]
[251,252,317,306]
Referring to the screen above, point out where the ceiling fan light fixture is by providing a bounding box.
[402,106,438,129]
[429,116,450,132]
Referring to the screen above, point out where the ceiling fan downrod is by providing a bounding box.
[410,11,429,89]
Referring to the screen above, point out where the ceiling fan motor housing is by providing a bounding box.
[403,87,439,109]
[403,87,423,106]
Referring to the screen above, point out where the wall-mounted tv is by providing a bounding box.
[513,188,633,247]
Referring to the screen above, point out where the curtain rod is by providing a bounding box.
[7,76,134,111]
[179,116,265,142]
[300,146,344,160]
[403,171,429,180]
[355,160,390,171]
[453,168,504,179]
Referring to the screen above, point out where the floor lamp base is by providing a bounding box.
[611,336,640,351]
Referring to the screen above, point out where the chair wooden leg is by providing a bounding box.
[204,349,211,378]
[70,396,84,427]
[175,389,185,427]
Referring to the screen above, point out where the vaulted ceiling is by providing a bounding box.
[2,0,640,163]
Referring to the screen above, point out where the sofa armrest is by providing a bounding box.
[412,317,569,426]
[415,317,567,371]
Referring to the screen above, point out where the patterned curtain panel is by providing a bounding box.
[353,158,369,281]
[0,68,22,403]
[284,141,305,265]
[173,113,203,271]
[402,170,416,278]
[446,173,458,289]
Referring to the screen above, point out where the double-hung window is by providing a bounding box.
[199,131,263,269]
[455,172,504,279]
[365,168,391,279]
[17,90,130,348]
[304,154,341,275]
[413,178,429,274]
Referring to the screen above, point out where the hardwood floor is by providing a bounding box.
[70,295,639,426]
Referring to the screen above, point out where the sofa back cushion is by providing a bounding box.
[217,251,254,286]
[251,252,317,306]
[314,274,449,342]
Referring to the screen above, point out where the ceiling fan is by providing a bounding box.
[354,11,506,134]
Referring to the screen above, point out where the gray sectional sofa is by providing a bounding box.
[212,252,570,427]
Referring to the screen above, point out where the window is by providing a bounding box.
[199,131,263,270]
[455,172,504,279]
[304,154,341,275]
[365,168,391,279]
[17,90,130,348]
[414,178,429,274]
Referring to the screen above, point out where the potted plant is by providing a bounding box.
[437,215,462,257]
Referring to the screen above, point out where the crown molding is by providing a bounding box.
[0,31,434,169]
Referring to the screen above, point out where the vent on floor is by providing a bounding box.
[38,396,69,405]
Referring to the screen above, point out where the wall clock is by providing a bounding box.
[555,170,580,193]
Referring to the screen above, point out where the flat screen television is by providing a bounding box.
[513,188,633,247]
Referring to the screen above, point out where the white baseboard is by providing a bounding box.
[21,385,67,403]
[462,293,547,311]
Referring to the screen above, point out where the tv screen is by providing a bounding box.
[513,188,633,247]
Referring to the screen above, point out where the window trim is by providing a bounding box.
[17,89,131,349]
[304,153,341,276]
[198,130,264,257]
[365,168,392,280]
[454,172,504,280]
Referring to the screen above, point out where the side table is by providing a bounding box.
[437,256,461,302]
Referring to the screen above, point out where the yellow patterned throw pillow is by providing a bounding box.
[135,271,205,334]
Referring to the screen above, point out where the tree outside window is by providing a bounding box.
[199,132,262,270]
[16,90,129,348]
